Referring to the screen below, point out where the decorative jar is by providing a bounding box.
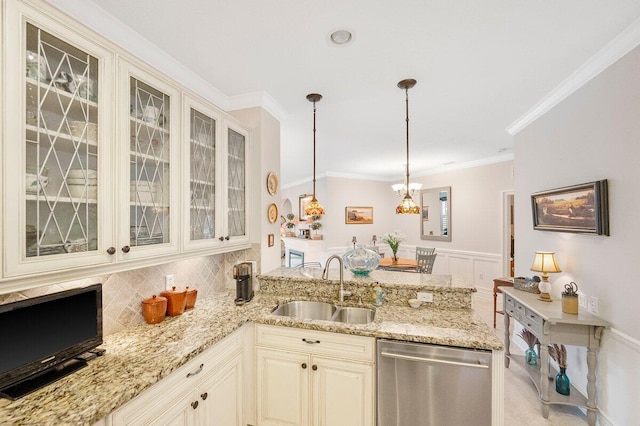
[342,245,381,276]
[524,346,538,366]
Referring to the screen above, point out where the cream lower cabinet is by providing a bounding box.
[255,324,375,426]
[109,328,244,426]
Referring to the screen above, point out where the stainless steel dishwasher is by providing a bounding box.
[377,339,492,425]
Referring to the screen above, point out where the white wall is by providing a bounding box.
[514,45,640,426]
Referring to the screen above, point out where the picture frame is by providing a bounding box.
[266,172,278,196]
[531,180,609,235]
[267,233,274,247]
[299,194,313,220]
[345,206,374,224]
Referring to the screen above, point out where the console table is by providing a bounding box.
[502,287,610,426]
[493,276,514,328]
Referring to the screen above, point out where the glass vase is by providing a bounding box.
[524,346,538,366]
[342,245,381,276]
[555,367,570,396]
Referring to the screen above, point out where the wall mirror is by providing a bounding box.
[420,186,451,241]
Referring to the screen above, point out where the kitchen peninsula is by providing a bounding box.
[0,269,503,425]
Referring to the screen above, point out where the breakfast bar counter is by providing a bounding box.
[0,269,501,425]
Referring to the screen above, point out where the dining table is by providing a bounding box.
[378,257,418,271]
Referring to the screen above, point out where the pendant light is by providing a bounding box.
[305,93,325,216]
[396,79,420,214]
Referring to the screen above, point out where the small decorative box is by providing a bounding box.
[514,276,541,294]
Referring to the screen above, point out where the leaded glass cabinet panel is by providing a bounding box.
[129,77,171,248]
[24,24,100,257]
[189,108,216,241]
[225,124,248,242]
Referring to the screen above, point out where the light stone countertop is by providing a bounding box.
[0,275,501,425]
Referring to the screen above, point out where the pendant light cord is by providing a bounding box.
[312,100,317,198]
[404,85,410,191]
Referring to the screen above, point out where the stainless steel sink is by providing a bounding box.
[271,301,337,321]
[271,301,375,324]
[331,306,376,324]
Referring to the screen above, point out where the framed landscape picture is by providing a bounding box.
[345,206,374,224]
[531,180,609,235]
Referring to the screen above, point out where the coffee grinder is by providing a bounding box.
[233,262,254,305]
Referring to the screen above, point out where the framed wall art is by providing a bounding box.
[267,233,275,247]
[345,206,374,224]
[531,179,609,235]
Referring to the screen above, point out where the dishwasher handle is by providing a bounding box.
[380,350,489,369]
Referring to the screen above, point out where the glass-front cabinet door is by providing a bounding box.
[182,95,222,252]
[223,121,249,246]
[118,59,179,260]
[3,3,115,278]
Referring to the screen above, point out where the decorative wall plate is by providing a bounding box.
[266,172,279,195]
[267,203,278,224]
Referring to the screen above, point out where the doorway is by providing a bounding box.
[502,191,515,277]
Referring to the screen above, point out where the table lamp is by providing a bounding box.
[530,251,562,302]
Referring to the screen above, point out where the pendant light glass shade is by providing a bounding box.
[305,93,325,216]
[396,79,420,215]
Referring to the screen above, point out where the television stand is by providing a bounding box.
[0,358,87,400]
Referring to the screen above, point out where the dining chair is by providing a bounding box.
[416,253,437,274]
[416,247,435,258]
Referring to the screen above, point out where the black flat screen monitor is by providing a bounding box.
[0,283,103,399]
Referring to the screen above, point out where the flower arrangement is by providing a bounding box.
[381,231,406,261]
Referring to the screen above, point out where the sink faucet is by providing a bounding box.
[322,255,351,302]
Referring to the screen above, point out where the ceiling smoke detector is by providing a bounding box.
[329,29,353,46]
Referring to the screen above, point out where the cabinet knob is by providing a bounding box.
[201,392,208,400]
[225,235,230,241]
[312,365,318,371]
[121,245,131,253]
[301,363,307,369]
[191,401,199,409]
[107,247,116,255]
[219,236,225,241]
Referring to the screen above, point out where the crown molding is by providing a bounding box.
[507,16,640,135]
[281,154,514,189]
[227,91,289,123]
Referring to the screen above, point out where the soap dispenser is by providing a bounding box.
[371,283,384,307]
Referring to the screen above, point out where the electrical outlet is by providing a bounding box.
[479,273,484,280]
[165,274,175,290]
[578,292,587,309]
[589,296,599,314]
[417,292,433,303]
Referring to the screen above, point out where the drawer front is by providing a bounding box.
[522,308,544,336]
[255,324,375,362]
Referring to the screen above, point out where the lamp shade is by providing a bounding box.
[530,251,562,273]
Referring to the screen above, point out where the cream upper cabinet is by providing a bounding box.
[1,0,251,287]
[182,94,222,252]
[2,0,116,278]
[117,58,180,261]
[222,121,250,247]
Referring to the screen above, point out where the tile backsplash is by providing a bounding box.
[0,244,260,336]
